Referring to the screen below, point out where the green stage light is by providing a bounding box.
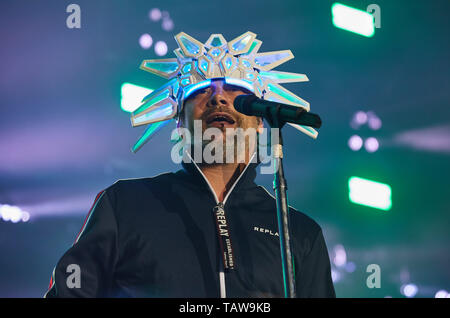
[348,177,392,211]
[332,3,375,37]
[121,82,153,112]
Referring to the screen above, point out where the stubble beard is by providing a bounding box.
[190,120,258,165]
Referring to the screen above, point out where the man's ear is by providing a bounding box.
[257,117,264,134]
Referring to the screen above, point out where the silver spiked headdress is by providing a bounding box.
[130,31,318,153]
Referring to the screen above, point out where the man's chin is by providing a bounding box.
[200,141,252,165]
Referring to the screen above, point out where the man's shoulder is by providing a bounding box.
[96,172,178,218]
[104,171,176,195]
[116,171,174,185]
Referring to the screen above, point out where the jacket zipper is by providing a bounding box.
[185,150,256,298]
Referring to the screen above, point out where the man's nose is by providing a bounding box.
[207,90,228,108]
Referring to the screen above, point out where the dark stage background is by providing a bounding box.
[0,0,449,298]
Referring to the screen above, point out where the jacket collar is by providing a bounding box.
[177,149,260,200]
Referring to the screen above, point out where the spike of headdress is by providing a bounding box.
[130,31,318,153]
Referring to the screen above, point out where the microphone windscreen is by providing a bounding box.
[233,94,258,115]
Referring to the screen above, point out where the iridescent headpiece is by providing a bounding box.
[130,31,318,153]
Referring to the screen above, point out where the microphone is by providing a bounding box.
[234,94,322,128]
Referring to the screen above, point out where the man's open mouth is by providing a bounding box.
[205,112,236,125]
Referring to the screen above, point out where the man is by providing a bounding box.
[44,31,335,298]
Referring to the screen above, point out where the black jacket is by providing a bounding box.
[45,155,335,298]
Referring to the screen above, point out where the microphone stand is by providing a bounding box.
[266,105,296,298]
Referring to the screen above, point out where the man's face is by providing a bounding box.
[179,79,263,163]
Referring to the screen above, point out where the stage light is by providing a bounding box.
[348,135,363,151]
[162,18,174,31]
[434,290,448,298]
[345,262,356,273]
[121,83,154,113]
[367,111,382,130]
[348,176,392,211]
[139,33,153,50]
[365,137,379,153]
[354,111,368,125]
[21,211,30,222]
[368,117,382,130]
[155,41,168,56]
[149,8,162,21]
[401,283,418,298]
[1,204,20,222]
[0,204,30,223]
[332,3,375,37]
[350,111,368,129]
[333,244,347,267]
[10,210,21,223]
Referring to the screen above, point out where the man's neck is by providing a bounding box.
[199,162,247,202]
